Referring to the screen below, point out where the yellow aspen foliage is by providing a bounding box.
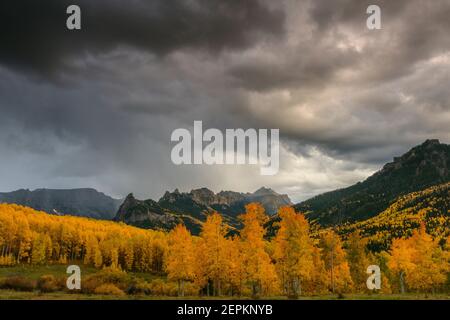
[239,203,279,297]
[199,212,229,296]
[31,232,48,265]
[319,230,353,293]
[0,204,167,273]
[192,237,209,291]
[389,224,449,293]
[1,202,447,296]
[273,206,315,297]
[226,236,246,296]
[306,246,329,294]
[166,224,196,296]
[345,232,371,292]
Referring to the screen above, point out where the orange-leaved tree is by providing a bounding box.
[319,230,353,293]
[239,203,278,297]
[199,212,230,296]
[273,206,315,297]
[165,224,196,296]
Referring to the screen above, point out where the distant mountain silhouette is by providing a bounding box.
[0,188,121,219]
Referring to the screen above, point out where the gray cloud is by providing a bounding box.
[0,0,284,78]
[0,0,449,202]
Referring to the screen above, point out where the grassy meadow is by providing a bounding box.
[0,265,448,300]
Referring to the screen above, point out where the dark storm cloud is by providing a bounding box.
[0,0,449,201]
[0,0,285,77]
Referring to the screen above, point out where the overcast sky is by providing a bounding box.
[0,0,449,202]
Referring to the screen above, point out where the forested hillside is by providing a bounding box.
[0,188,121,219]
[1,202,448,297]
[295,140,450,225]
[337,182,450,251]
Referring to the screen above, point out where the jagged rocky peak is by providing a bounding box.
[156,186,293,212]
[160,188,184,203]
[250,187,292,205]
[189,187,216,204]
[115,186,294,233]
[123,193,138,204]
[115,193,140,220]
[216,190,246,204]
[378,139,449,177]
[252,186,277,196]
[125,192,135,199]
[422,138,440,146]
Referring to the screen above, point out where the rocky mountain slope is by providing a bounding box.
[0,188,122,219]
[294,139,450,225]
[114,187,292,234]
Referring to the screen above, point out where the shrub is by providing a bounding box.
[0,276,36,291]
[183,282,200,296]
[147,279,198,296]
[164,281,179,296]
[149,278,166,295]
[126,279,152,295]
[94,283,125,296]
[82,267,132,294]
[37,275,62,293]
[0,255,15,266]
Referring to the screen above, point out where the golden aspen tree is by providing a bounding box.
[319,230,353,293]
[389,224,449,293]
[94,246,103,268]
[151,234,167,272]
[43,234,53,261]
[0,203,171,272]
[31,232,47,265]
[17,219,32,263]
[239,203,278,297]
[0,211,17,258]
[122,240,134,271]
[306,246,329,294]
[84,235,97,265]
[192,237,209,294]
[273,206,315,297]
[410,225,449,292]
[345,232,371,292]
[166,224,196,296]
[387,236,415,293]
[199,212,229,296]
[227,236,246,296]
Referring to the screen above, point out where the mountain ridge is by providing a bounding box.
[293,139,450,225]
[114,187,292,234]
[0,188,122,219]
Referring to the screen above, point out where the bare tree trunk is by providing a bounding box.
[331,244,335,294]
[399,271,405,294]
[299,277,302,296]
[181,280,185,297]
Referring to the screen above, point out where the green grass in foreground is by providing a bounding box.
[0,265,448,300]
[0,289,448,300]
[0,264,161,281]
